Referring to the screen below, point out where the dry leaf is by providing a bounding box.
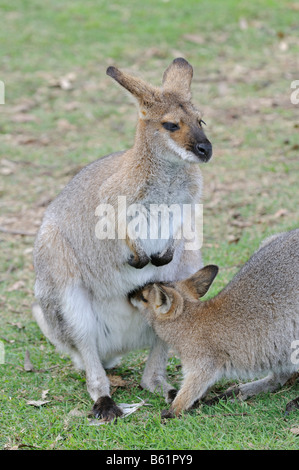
[52,395,64,402]
[17,135,50,146]
[63,101,80,111]
[230,219,252,228]
[279,41,288,51]
[50,435,64,450]
[41,389,49,400]
[0,167,14,176]
[12,101,35,113]
[4,442,39,450]
[57,119,76,131]
[10,322,24,330]
[11,114,37,123]
[287,3,299,11]
[182,33,205,45]
[7,280,25,292]
[26,400,50,407]
[228,234,241,244]
[273,208,288,218]
[239,18,248,30]
[59,79,73,90]
[277,31,285,39]
[49,73,76,90]
[107,374,127,387]
[290,427,299,435]
[4,443,19,450]
[68,408,86,417]
[1,158,17,170]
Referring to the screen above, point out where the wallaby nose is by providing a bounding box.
[194,142,212,162]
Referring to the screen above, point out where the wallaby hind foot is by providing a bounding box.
[91,396,123,422]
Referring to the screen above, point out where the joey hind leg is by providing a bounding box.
[236,371,294,400]
[205,371,294,406]
[141,337,177,403]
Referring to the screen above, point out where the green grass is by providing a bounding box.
[0,0,298,451]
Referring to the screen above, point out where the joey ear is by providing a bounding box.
[153,284,173,315]
[180,265,219,300]
[106,66,160,111]
[162,58,193,100]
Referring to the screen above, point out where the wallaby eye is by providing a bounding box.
[199,119,206,127]
[162,122,180,132]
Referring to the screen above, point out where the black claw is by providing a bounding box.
[91,396,123,422]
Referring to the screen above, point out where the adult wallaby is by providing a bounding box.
[130,229,299,418]
[33,58,213,421]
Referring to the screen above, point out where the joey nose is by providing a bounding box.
[194,142,212,162]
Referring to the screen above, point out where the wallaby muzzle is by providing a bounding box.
[194,140,212,162]
[190,125,213,162]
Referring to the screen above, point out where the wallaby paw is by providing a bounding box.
[128,253,150,269]
[150,246,174,267]
[91,396,123,422]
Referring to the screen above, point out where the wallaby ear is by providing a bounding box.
[106,66,160,111]
[152,284,173,315]
[179,265,219,300]
[162,58,193,101]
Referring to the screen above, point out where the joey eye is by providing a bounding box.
[162,122,180,132]
[140,293,148,303]
[199,119,207,126]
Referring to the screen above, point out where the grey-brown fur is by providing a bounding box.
[130,229,299,417]
[33,58,212,420]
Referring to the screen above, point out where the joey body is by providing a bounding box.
[33,58,212,420]
[131,229,299,417]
